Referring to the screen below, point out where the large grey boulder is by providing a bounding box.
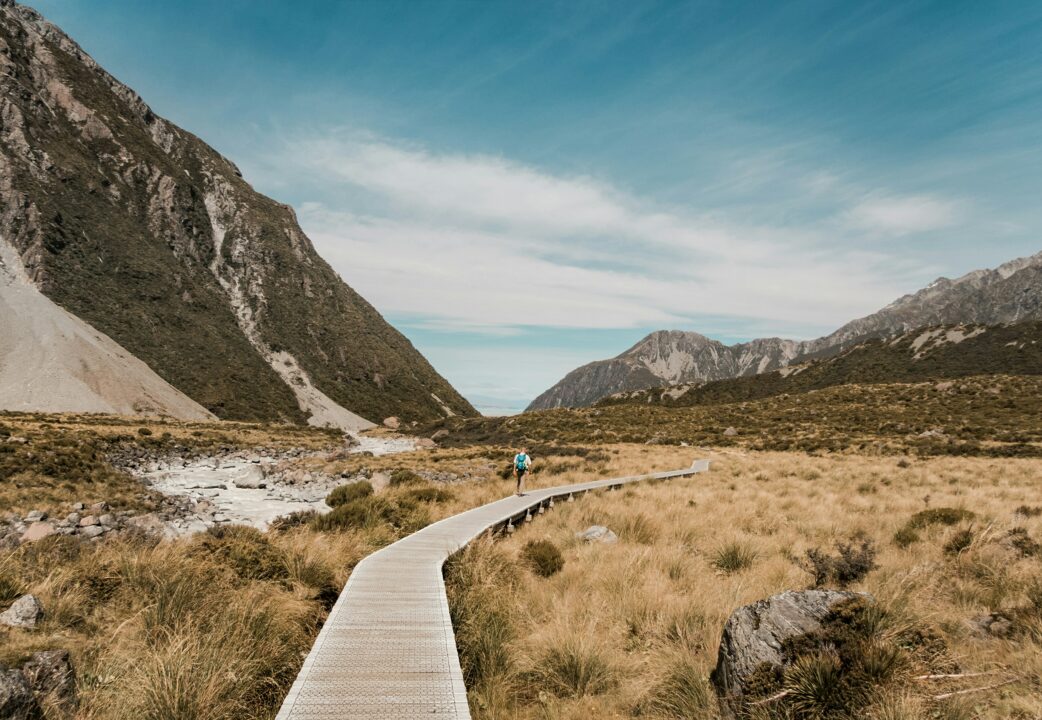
[711,589,871,717]
[0,668,38,720]
[0,595,43,629]
[233,465,267,489]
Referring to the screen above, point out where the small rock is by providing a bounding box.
[21,650,76,711]
[233,466,267,489]
[20,523,56,543]
[88,502,109,514]
[0,595,44,629]
[723,427,738,437]
[576,525,618,544]
[24,510,46,523]
[971,612,1014,638]
[414,438,437,450]
[98,514,116,527]
[71,503,85,512]
[65,513,80,525]
[431,429,449,441]
[0,668,36,720]
[79,526,105,539]
[382,416,400,430]
[78,516,99,527]
[935,381,955,391]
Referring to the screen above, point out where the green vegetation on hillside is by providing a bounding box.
[424,375,1042,456]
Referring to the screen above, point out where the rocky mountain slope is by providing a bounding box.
[0,237,214,419]
[602,321,1042,409]
[529,251,1042,409]
[0,1,475,428]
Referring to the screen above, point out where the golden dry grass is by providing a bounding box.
[446,447,1042,719]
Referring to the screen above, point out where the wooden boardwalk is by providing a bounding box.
[276,460,711,719]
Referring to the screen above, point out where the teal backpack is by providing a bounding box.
[515,453,529,471]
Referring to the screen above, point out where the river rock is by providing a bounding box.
[382,416,400,430]
[0,668,36,720]
[78,516,99,527]
[24,511,46,523]
[711,589,871,717]
[0,595,44,629]
[723,427,738,437]
[20,523,55,543]
[233,466,267,489]
[576,525,618,544]
[80,526,105,539]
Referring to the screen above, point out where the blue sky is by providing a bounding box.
[32,0,1042,413]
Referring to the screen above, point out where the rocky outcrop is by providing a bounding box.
[0,650,76,719]
[711,590,871,717]
[529,252,1042,409]
[0,1,475,428]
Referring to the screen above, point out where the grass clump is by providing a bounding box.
[906,507,975,529]
[325,480,373,507]
[389,468,423,486]
[712,541,756,574]
[191,525,288,583]
[802,539,877,587]
[535,638,616,698]
[520,539,564,577]
[644,657,714,718]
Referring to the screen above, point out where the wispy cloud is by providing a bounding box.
[844,194,961,236]
[284,132,931,335]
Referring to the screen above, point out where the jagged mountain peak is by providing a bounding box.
[529,250,1042,410]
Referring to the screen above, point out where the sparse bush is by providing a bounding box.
[536,638,616,698]
[906,507,975,529]
[192,524,289,582]
[802,539,877,587]
[1006,527,1041,557]
[712,541,756,574]
[1015,505,1042,518]
[269,509,319,533]
[325,480,373,507]
[403,485,453,503]
[521,539,564,577]
[943,528,973,554]
[137,427,153,436]
[389,468,423,486]
[893,526,920,548]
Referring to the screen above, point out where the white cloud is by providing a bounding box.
[282,132,927,335]
[845,194,960,235]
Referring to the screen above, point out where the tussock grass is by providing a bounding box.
[445,447,1042,719]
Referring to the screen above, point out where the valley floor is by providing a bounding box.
[2,412,1040,719]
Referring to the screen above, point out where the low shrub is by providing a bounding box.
[325,480,373,508]
[521,539,564,577]
[269,509,319,533]
[1015,505,1042,518]
[893,526,920,548]
[712,541,756,574]
[1006,527,1041,557]
[137,427,153,436]
[191,525,288,582]
[943,528,974,555]
[403,486,454,503]
[802,539,877,587]
[906,507,975,529]
[389,469,423,486]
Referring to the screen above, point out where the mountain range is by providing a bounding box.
[0,1,475,429]
[528,251,1042,410]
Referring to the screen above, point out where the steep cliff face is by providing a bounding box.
[529,253,1042,410]
[0,2,476,427]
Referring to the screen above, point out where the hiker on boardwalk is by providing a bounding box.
[513,447,532,496]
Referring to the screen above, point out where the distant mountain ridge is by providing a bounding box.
[0,1,476,427]
[601,321,1042,410]
[528,251,1042,410]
